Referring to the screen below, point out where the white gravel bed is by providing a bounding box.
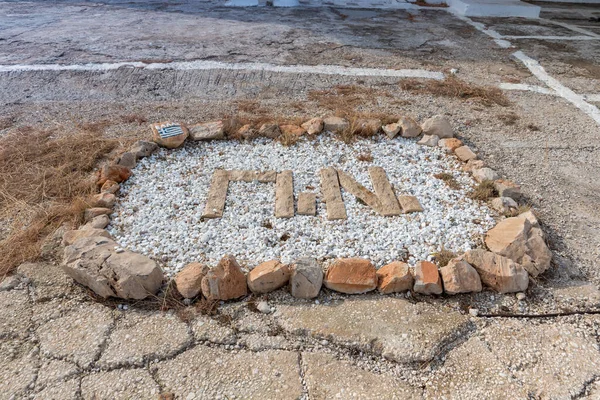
[108,134,496,276]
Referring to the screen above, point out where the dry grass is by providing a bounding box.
[434,172,461,190]
[357,152,374,162]
[0,116,15,130]
[308,85,383,113]
[400,77,510,107]
[0,127,122,276]
[278,129,301,146]
[431,248,456,268]
[504,204,531,218]
[469,180,498,201]
[497,113,519,126]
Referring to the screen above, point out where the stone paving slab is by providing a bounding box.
[0,339,37,400]
[0,289,31,339]
[33,378,79,400]
[276,296,471,364]
[81,369,160,400]
[302,352,420,399]
[17,262,74,302]
[156,346,303,399]
[98,310,191,368]
[191,314,237,345]
[36,359,79,389]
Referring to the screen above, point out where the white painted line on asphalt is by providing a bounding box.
[584,94,600,102]
[0,60,445,79]
[513,51,600,125]
[499,83,555,95]
[503,35,599,41]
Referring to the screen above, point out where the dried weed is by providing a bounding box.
[400,77,510,107]
[469,180,498,201]
[434,172,461,190]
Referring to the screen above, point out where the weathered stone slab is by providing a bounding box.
[275,170,294,218]
[324,258,377,294]
[455,145,477,161]
[189,120,225,141]
[82,369,160,400]
[0,289,31,339]
[228,169,258,182]
[276,296,470,364]
[297,192,316,216]
[398,195,424,213]
[202,169,230,219]
[337,169,381,213]
[257,170,277,183]
[156,347,303,399]
[464,249,528,293]
[303,353,420,399]
[319,168,347,220]
[369,166,401,216]
[289,257,322,299]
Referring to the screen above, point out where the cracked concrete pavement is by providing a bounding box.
[1,0,600,398]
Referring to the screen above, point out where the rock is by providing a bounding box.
[301,118,324,135]
[189,120,225,140]
[247,260,290,294]
[256,301,272,314]
[237,124,257,140]
[201,255,248,301]
[289,257,323,299]
[519,210,539,227]
[398,195,424,213]
[0,275,21,291]
[62,236,163,299]
[323,116,349,133]
[151,122,189,149]
[355,119,381,136]
[399,116,422,138]
[463,159,485,172]
[83,214,110,230]
[130,140,158,158]
[516,292,526,301]
[280,124,305,137]
[438,138,463,151]
[382,123,401,139]
[84,207,112,221]
[117,152,136,169]
[324,258,377,294]
[258,123,281,139]
[491,197,518,214]
[97,165,131,186]
[100,180,119,194]
[485,216,552,276]
[417,134,439,147]
[422,115,453,138]
[62,228,112,246]
[473,167,499,183]
[413,261,442,295]
[464,249,529,293]
[440,259,482,294]
[455,145,477,161]
[174,262,209,299]
[90,193,116,208]
[376,261,413,294]
[494,179,522,200]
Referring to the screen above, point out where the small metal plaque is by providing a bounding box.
[157,124,184,139]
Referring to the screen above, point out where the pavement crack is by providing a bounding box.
[297,352,310,400]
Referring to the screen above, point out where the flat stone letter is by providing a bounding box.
[275,170,294,218]
[319,168,347,220]
[202,169,230,218]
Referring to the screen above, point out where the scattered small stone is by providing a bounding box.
[382,123,401,139]
[91,193,116,208]
[117,152,136,169]
[289,257,323,299]
[468,308,479,317]
[189,120,225,140]
[84,207,112,221]
[454,145,477,162]
[376,261,413,294]
[413,261,443,295]
[97,164,131,186]
[100,180,120,194]
[438,138,463,152]
[151,122,189,149]
[417,134,439,147]
[516,292,526,301]
[201,255,248,301]
[256,301,272,314]
[399,116,422,138]
[323,116,349,133]
[472,167,499,183]
[464,249,529,293]
[463,159,485,172]
[440,259,482,294]
[174,262,209,299]
[324,258,377,294]
[301,118,324,135]
[258,123,281,139]
[130,140,158,158]
[247,259,290,294]
[421,115,453,138]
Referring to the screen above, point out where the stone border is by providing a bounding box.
[60,114,553,302]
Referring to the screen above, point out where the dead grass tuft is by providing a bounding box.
[0,116,15,130]
[357,152,374,162]
[0,128,122,276]
[503,203,531,218]
[434,172,461,190]
[308,85,382,113]
[431,248,456,268]
[400,77,510,107]
[278,129,301,146]
[469,180,498,201]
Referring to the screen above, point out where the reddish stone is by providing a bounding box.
[97,165,131,186]
[324,258,377,294]
[413,261,442,295]
[175,262,209,299]
[201,255,248,301]
[100,180,120,194]
[376,261,413,294]
[247,260,290,294]
[90,193,116,208]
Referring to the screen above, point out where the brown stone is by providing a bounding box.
[189,121,225,140]
[117,152,136,169]
[368,167,402,216]
[237,124,257,140]
[174,263,209,299]
[275,170,294,218]
[337,169,382,212]
[319,168,347,220]
[201,169,230,219]
[90,193,116,208]
[301,118,324,135]
[438,138,463,152]
[464,249,529,293]
[324,258,377,294]
[257,171,277,183]
[382,123,401,139]
[129,140,158,158]
[97,165,131,186]
[151,122,189,149]
[462,159,485,172]
[323,116,349,133]
[440,259,482,294]
[422,115,453,138]
[228,170,258,182]
[84,207,112,221]
[280,124,305,137]
[399,116,422,138]
[297,192,317,216]
[413,261,442,295]
[83,214,110,230]
[201,255,248,301]
[258,123,281,139]
[100,180,119,194]
[455,146,477,162]
[398,195,424,213]
[62,228,112,246]
[247,260,290,294]
[376,261,413,294]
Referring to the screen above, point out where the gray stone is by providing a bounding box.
[455,145,477,161]
[472,167,499,183]
[399,116,422,138]
[490,197,518,214]
[117,151,136,169]
[189,120,225,140]
[82,214,110,230]
[323,116,349,133]
[129,140,158,158]
[421,115,453,138]
[62,228,112,246]
[289,257,323,299]
[417,134,439,147]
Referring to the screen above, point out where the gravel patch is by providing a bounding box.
[109,135,495,275]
